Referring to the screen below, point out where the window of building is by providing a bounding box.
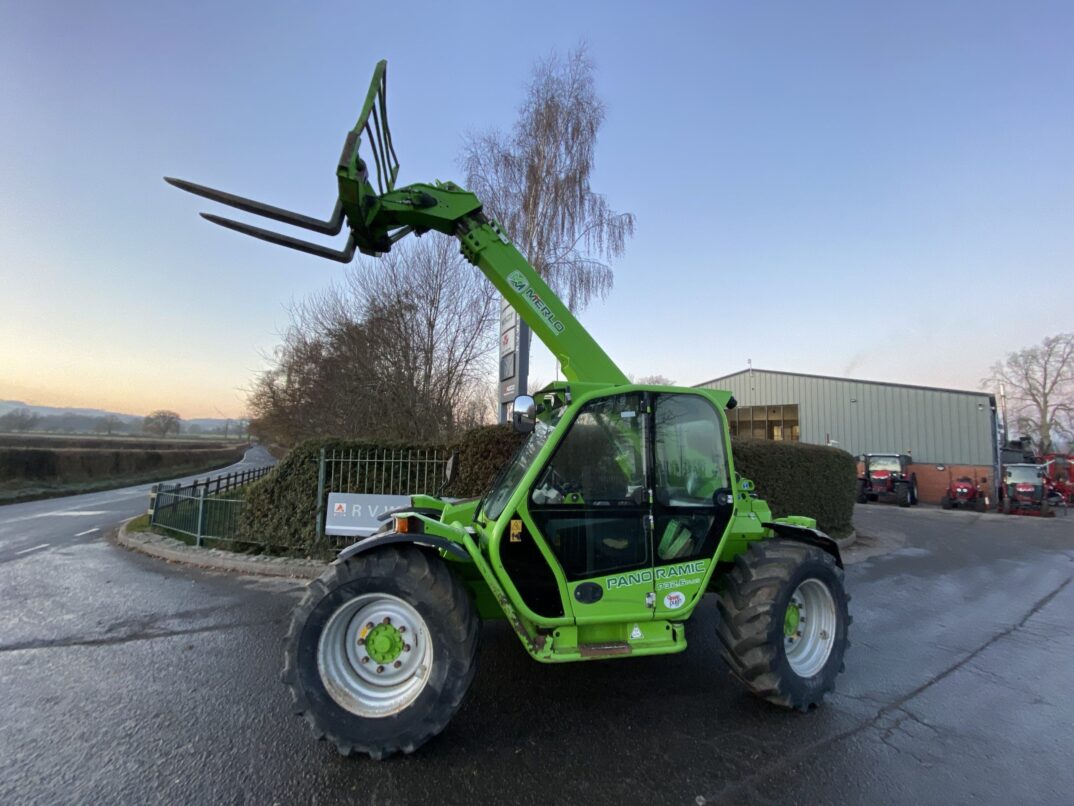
[727,404,800,442]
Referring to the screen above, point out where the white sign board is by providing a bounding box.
[325,493,411,537]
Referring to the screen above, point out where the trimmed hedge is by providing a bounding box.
[0,446,247,483]
[239,426,855,555]
[0,435,236,450]
[731,438,857,538]
[236,427,526,554]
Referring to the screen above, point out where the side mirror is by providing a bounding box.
[444,451,458,487]
[511,395,537,434]
[437,450,459,496]
[739,478,755,492]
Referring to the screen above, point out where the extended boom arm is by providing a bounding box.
[166,60,627,387]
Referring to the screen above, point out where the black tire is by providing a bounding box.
[282,546,478,759]
[897,483,912,507]
[1002,497,1012,515]
[975,496,987,513]
[856,482,868,504]
[910,475,919,506]
[941,494,952,510]
[1042,499,1052,517]
[716,539,850,711]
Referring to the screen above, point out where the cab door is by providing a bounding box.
[526,392,655,623]
[650,393,734,618]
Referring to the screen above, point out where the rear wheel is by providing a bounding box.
[282,546,478,759]
[1002,497,1012,515]
[716,539,850,711]
[941,494,952,510]
[910,476,919,506]
[975,496,987,512]
[897,483,912,507]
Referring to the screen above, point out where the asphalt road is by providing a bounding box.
[0,445,277,562]
[1,499,1072,805]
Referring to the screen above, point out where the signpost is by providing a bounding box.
[325,492,411,537]
[498,294,529,422]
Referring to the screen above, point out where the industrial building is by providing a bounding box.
[695,368,999,504]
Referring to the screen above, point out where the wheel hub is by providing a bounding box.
[364,622,404,664]
[317,593,433,718]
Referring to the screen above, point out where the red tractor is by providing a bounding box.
[940,475,990,512]
[1040,454,1074,506]
[1000,464,1053,516]
[857,453,919,507]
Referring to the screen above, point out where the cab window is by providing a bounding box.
[653,394,731,564]
[529,393,649,581]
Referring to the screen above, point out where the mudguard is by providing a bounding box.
[763,522,843,568]
[336,532,470,563]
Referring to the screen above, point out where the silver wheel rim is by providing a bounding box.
[317,593,433,719]
[783,579,837,678]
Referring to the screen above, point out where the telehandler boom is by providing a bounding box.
[168,60,850,759]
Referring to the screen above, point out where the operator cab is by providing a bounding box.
[482,388,735,622]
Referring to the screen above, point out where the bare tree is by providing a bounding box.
[0,408,38,432]
[248,235,498,445]
[634,374,676,386]
[984,333,1074,453]
[461,46,635,313]
[143,410,181,437]
[93,414,122,435]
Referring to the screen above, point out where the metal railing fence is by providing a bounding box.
[149,465,273,545]
[315,447,448,543]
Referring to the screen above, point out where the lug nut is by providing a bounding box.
[366,622,374,630]
[398,626,407,634]
[357,637,365,646]
[403,644,411,652]
[360,656,369,665]
[376,665,384,674]
[382,617,391,625]
[394,660,402,669]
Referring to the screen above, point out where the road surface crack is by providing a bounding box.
[0,618,283,652]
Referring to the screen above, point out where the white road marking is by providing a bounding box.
[0,510,111,525]
[15,543,49,555]
[75,528,100,537]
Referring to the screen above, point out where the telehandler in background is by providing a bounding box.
[168,61,851,759]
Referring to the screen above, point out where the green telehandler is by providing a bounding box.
[167,61,850,759]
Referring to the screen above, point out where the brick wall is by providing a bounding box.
[856,461,994,505]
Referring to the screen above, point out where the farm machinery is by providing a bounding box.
[1040,454,1074,506]
[857,453,918,507]
[1000,464,1053,516]
[167,60,851,759]
[940,474,990,512]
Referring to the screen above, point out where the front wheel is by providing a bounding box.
[716,539,850,711]
[282,546,478,759]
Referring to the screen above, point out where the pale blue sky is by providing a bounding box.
[1,1,1071,417]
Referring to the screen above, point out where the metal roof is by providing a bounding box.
[695,367,994,401]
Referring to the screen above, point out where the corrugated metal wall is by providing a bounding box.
[697,370,996,465]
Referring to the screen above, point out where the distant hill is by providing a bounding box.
[0,400,241,433]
